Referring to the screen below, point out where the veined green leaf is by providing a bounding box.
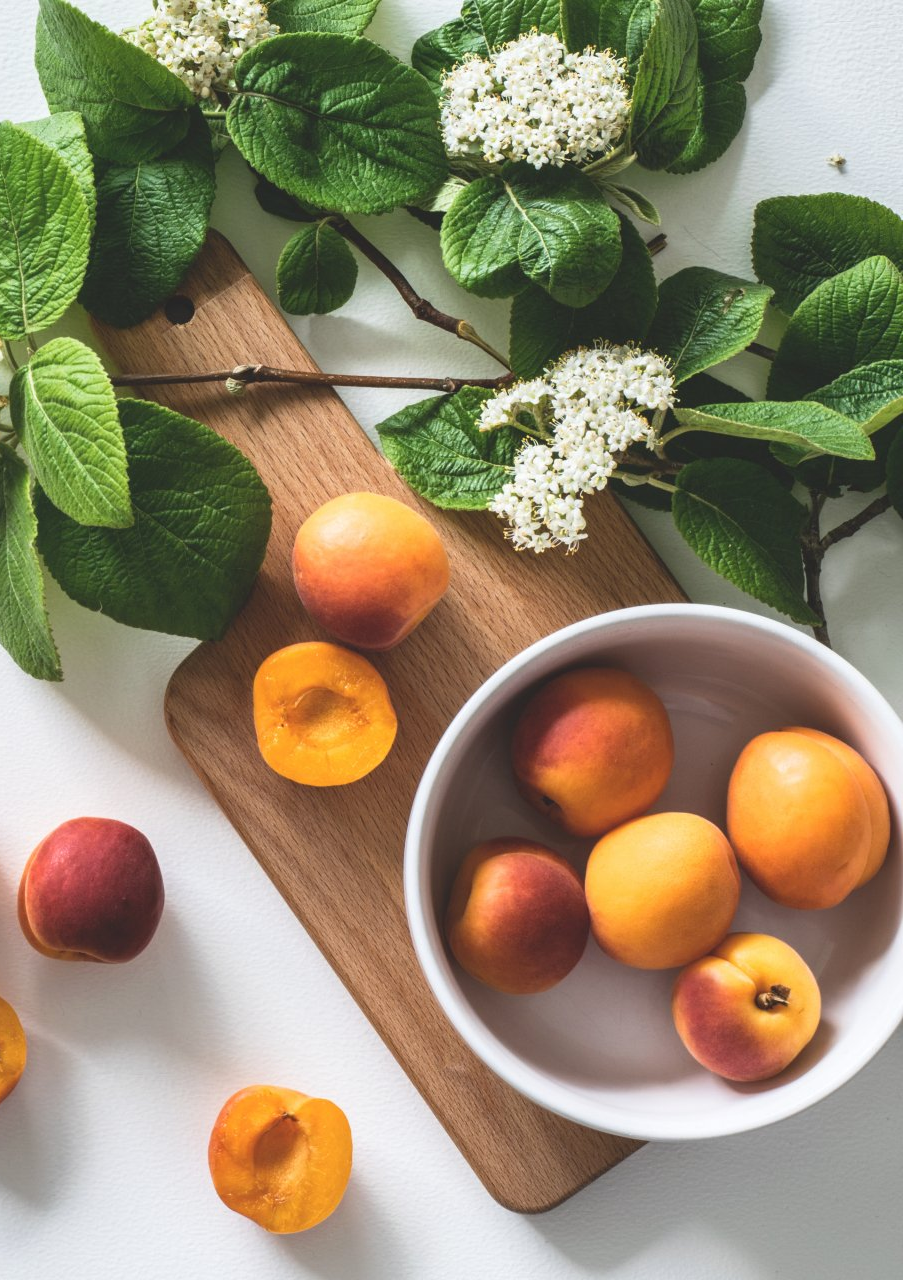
[807,360,903,435]
[666,74,746,174]
[269,0,382,35]
[688,0,762,81]
[10,338,131,528]
[0,121,90,341]
[36,0,193,163]
[599,182,661,225]
[673,401,874,461]
[647,267,773,383]
[630,0,699,170]
[376,387,518,509]
[227,33,445,215]
[277,220,358,314]
[19,112,96,227]
[0,445,61,681]
[461,0,562,47]
[412,20,487,93]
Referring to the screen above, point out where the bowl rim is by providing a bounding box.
[404,602,903,1141]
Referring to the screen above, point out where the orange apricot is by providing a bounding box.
[209,1086,352,1233]
[727,730,873,908]
[585,813,740,969]
[0,997,26,1103]
[254,642,397,786]
[292,492,450,650]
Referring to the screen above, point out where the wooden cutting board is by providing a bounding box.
[95,232,687,1213]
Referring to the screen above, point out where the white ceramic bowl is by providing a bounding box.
[404,604,903,1141]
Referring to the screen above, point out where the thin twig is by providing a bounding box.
[747,341,778,361]
[820,493,892,550]
[647,232,668,257]
[802,489,831,647]
[110,364,513,394]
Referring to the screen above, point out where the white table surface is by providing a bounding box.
[2,2,902,1276]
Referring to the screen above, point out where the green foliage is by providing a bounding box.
[509,216,657,375]
[268,0,382,35]
[0,447,61,681]
[646,267,773,383]
[376,389,519,509]
[441,167,623,305]
[277,221,359,315]
[80,112,216,329]
[768,257,903,400]
[414,0,560,89]
[672,401,874,462]
[35,0,193,164]
[226,33,446,215]
[36,400,272,642]
[19,112,96,225]
[807,360,903,435]
[10,338,131,528]
[753,194,903,313]
[0,122,91,341]
[672,458,818,624]
[629,0,699,170]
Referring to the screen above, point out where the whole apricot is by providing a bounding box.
[0,997,27,1103]
[511,667,674,838]
[209,1086,352,1233]
[254,641,397,786]
[727,730,873,909]
[19,818,164,963]
[585,812,740,970]
[292,492,450,650]
[445,838,589,994]
[672,933,821,1082]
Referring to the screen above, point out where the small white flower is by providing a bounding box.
[440,31,630,170]
[124,0,279,98]
[483,345,675,552]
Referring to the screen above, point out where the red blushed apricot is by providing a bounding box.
[511,667,674,838]
[19,818,164,963]
[672,933,822,1082]
[787,727,890,887]
[445,838,590,995]
[0,998,27,1103]
[292,492,450,650]
[254,642,397,786]
[727,730,872,909]
[209,1086,352,1233]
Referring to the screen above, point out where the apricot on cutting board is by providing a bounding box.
[727,729,878,908]
[585,812,740,970]
[254,641,397,786]
[0,997,26,1103]
[672,933,821,1082]
[209,1086,352,1233]
[511,667,673,838]
[445,838,590,994]
[292,491,450,650]
[19,817,164,963]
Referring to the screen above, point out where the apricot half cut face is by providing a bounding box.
[253,642,397,786]
[0,997,26,1104]
[208,1086,352,1233]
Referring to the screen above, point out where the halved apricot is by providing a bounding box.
[0,997,27,1103]
[253,642,397,786]
[208,1086,352,1233]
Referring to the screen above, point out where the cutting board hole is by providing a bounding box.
[165,295,195,325]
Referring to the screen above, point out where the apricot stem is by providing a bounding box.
[755,984,791,1010]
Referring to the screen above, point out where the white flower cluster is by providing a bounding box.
[483,346,675,552]
[125,0,279,99]
[440,31,631,169]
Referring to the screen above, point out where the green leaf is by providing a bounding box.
[672,401,874,461]
[9,338,131,528]
[376,387,518,509]
[768,257,903,401]
[461,0,562,47]
[0,121,91,341]
[19,112,96,227]
[79,111,216,329]
[666,75,746,174]
[36,399,272,641]
[599,182,661,225]
[0,446,61,681]
[441,166,622,305]
[807,360,903,435]
[268,0,382,35]
[277,220,358,314]
[886,429,903,519]
[630,0,699,170]
[687,0,762,82]
[561,1,634,57]
[646,267,772,383]
[673,458,818,623]
[253,175,321,222]
[753,194,903,313]
[36,0,193,164]
[227,33,445,216]
[412,21,486,93]
[509,215,657,376]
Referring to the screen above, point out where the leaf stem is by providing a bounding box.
[820,493,892,550]
[746,341,778,361]
[110,364,514,395]
[802,489,831,647]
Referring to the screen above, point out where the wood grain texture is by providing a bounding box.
[94,233,687,1213]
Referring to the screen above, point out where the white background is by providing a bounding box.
[2,2,903,1277]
